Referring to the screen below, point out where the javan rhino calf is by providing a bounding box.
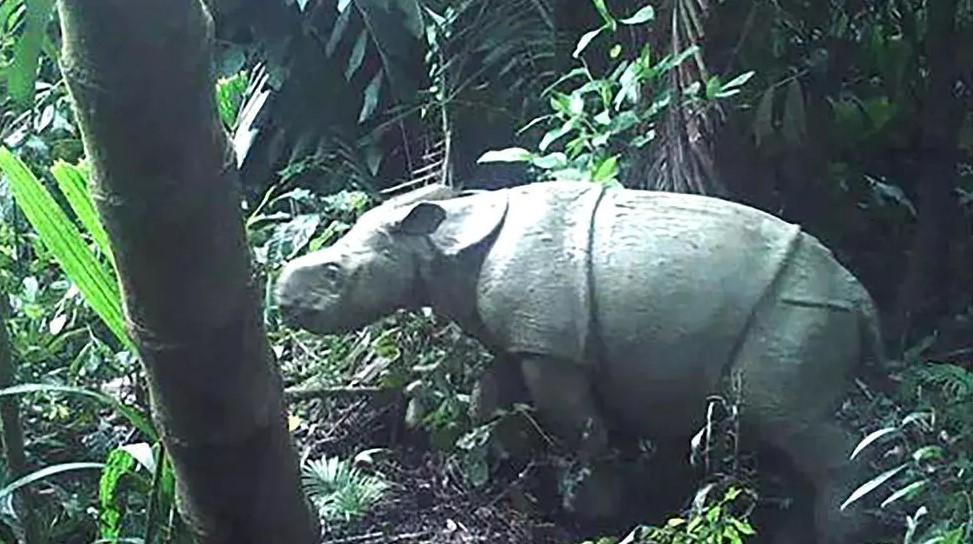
[276,181,884,543]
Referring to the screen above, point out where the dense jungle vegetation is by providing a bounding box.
[0,0,971,542]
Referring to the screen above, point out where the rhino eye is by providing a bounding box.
[321,262,342,281]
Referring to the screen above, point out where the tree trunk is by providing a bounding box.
[55,1,319,542]
[892,0,964,351]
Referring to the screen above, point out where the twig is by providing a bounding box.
[379,177,440,196]
[486,460,537,508]
[322,530,431,544]
[284,386,391,403]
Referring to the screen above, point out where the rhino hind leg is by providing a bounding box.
[730,279,869,540]
[763,420,866,544]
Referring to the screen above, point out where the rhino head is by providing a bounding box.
[275,184,507,335]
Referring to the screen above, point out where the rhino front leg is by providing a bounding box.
[470,355,541,461]
[520,355,623,520]
[519,355,610,459]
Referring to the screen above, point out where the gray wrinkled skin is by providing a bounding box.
[276,181,885,543]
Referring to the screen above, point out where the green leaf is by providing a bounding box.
[569,92,585,116]
[352,0,424,101]
[720,70,756,91]
[911,445,943,462]
[614,62,642,108]
[215,71,248,128]
[573,26,605,59]
[841,463,908,511]
[358,71,383,123]
[609,110,640,133]
[880,479,927,508]
[50,161,112,259]
[591,0,615,29]
[550,92,572,115]
[530,152,568,169]
[0,147,130,348]
[619,5,654,25]
[660,45,700,72]
[539,119,576,151]
[540,67,589,97]
[346,30,369,81]
[326,4,353,57]
[0,383,156,441]
[705,76,722,100]
[631,129,656,148]
[99,449,138,539]
[0,462,105,503]
[850,427,899,460]
[477,147,533,163]
[0,1,24,41]
[592,155,618,183]
[8,0,54,107]
[609,44,622,59]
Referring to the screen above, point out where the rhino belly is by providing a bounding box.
[589,189,802,435]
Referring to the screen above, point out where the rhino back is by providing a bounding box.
[590,189,803,423]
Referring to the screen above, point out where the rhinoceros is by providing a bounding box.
[276,181,884,543]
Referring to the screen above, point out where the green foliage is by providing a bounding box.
[215,71,248,130]
[3,0,56,108]
[98,448,139,540]
[95,443,183,544]
[579,486,758,544]
[0,146,129,348]
[327,0,424,119]
[477,0,753,187]
[247,184,372,268]
[228,0,428,193]
[301,452,389,523]
[0,383,156,440]
[843,352,973,543]
[632,487,757,544]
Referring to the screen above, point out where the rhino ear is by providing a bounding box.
[425,191,508,256]
[394,202,447,234]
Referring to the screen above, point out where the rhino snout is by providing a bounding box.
[275,257,344,332]
[277,301,318,330]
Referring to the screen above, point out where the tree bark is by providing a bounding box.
[56,1,319,542]
[892,0,964,351]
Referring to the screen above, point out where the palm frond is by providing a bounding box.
[633,0,728,195]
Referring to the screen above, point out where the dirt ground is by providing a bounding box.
[292,395,595,544]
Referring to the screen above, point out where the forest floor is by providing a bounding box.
[287,370,911,544]
[292,395,593,544]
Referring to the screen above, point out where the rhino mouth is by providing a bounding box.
[277,302,319,331]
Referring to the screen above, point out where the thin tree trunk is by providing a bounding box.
[55,1,319,542]
[892,0,964,351]
[0,296,41,544]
